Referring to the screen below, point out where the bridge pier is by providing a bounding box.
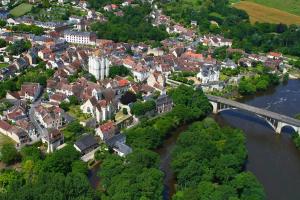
[210,101,218,114]
[275,121,300,135]
[275,121,283,134]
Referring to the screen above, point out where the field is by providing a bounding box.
[233,1,300,25]
[247,0,300,16]
[0,63,8,68]
[0,134,15,149]
[9,3,33,17]
[67,105,92,122]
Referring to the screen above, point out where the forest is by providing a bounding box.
[90,3,168,43]
[95,85,212,199]
[0,145,96,200]
[171,118,265,200]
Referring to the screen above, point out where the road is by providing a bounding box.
[28,90,48,140]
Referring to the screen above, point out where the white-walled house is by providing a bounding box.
[197,64,220,84]
[132,65,149,82]
[80,97,112,123]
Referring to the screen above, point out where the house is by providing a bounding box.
[25,52,38,65]
[96,120,118,140]
[38,48,52,60]
[132,65,149,81]
[19,83,42,102]
[42,129,64,153]
[49,92,69,104]
[202,35,232,47]
[221,59,237,69]
[34,104,64,129]
[147,71,166,92]
[6,91,21,102]
[197,64,220,84]
[80,97,113,123]
[103,4,118,12]
[74,134,99,155]
[267,52,283,60]
[156,94,173,114]
[15,119,38,141]
[105,133,132,157]
[63,31,96,45]
[0,120,30,147]
[14,57,29,70]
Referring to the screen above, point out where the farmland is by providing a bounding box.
[233,1,300,25]
[247,0,300,16]
[9,3,33,17]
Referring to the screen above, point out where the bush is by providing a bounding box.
[131,100,156,116]
[120,91,137,105]
[0,144,20,165]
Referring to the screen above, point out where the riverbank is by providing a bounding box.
[155,125,188,199]
[214,79,300,200]
[89,85,212,199]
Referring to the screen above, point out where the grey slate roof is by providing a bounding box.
[75,134,99,152]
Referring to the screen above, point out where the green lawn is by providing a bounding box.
[0,63,8,68]
[0,134,15,149]
[247,0,300,16]
[67,105,92,122]
[10,3,33,17]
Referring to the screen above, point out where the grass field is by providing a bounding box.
[0,134,15,149]
[0,63,8,68]
[10,3,33,17]
[248,0,300,16]
[233,1,300,25]
[67,105,92,122]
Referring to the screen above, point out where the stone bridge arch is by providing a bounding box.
[209,100,300,135]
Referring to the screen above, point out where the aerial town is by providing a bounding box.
[0,0,300,200]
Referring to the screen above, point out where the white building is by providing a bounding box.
[88,56,110,80]
[64,31,96,45]
[197,64,220,84]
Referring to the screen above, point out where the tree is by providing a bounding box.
[63,121,85,139]
[72,160,88,175]
[171,119,264,199]
[131,100,156,116]
[238,79,256,95]
[6,40,31,55]
[0,20,6,27]
[120,91,137,105]
[20,146,42,162]
[0,38,7,48]
[0,144,20,165]
[60,101,70,111]
[109,65,131,78]
[42,145,80,175]
[231,172,265,200]
[69,95,79,105]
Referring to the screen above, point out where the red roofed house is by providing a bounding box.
[267,52,283,60]
[34,104,64,129]
[19,83,42,102]
[96,120,118,140]
[0,120,29,147]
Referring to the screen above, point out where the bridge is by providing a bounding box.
[207,95,300,134]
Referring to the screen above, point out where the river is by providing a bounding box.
[158,80,300,200]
